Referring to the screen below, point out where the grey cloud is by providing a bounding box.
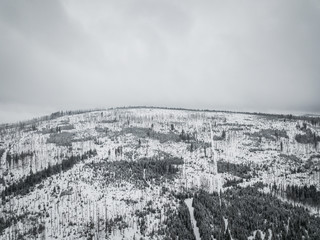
[0,0,320,123]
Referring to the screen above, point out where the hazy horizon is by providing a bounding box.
[1,0,320,123]
[1,104,320,125]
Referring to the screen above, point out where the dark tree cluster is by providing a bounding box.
[272,183,320,207]
[0,211,42,235]
[179,129,195,142]
[295,128,320,146]
[245,129,288,141]
[187,141,210,153]
[101,118,118,124]
[193,186,320,240]
[223,178,244,188]
[297,122,308,131]
[46,132,76,146]
[212,130,226,141]
[164,202,195,240]
[310,119,320,126]
[95,126,109,135]
[0,149,5,160]
[86,156,184,188]
[40,124,75,134]
[217,160,252,179]
[139,157,183,176]
[115,146,123,157]
[103,215,128,238]
[286,184,320,207]
[6,150,34,168]
[1,149,97,199]
[122,127,181,143]
[193,191,225,239]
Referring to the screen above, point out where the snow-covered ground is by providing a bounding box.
[185,198,201,240]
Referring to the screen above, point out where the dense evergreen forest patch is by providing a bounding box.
[217,160,252,179]
[46,132,76,146]
[193,185,320,239]
[121,127,196,143]
[1,150,97,199]
[223,178,244,188]
[245,129,288,141]
[121,127,182,143]
[164,201,195,240]
[86,156,184,187]
[295,128,320,146]
[5,150,34,168]
[271,183,320,207]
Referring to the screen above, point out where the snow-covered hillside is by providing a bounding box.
[0,107,320,239]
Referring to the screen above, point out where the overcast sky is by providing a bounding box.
[1,0,320,123]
